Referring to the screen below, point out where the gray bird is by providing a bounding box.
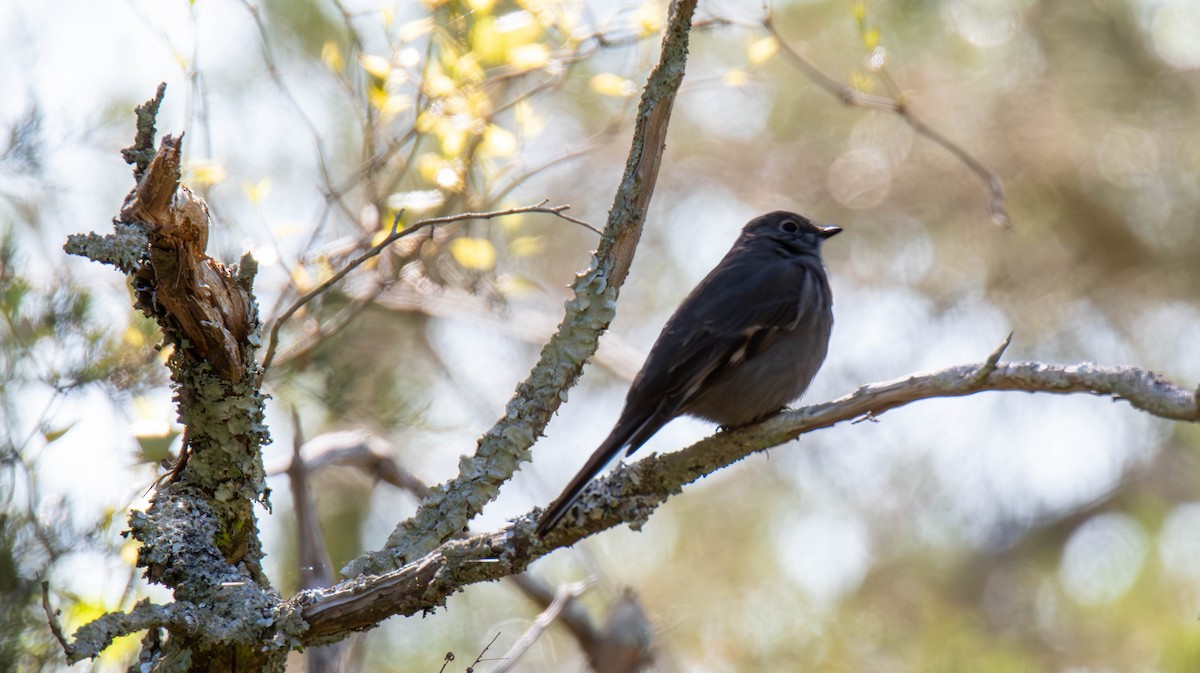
[536,211,840,537]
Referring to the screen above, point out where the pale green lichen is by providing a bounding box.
[63,222,149,273]
[342,265,620,577]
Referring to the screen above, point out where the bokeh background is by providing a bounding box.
[3,0,1200,670]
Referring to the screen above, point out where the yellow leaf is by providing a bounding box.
[243,178,272,204]
[42,422,76,444]
[359,54,392,80]
[590,73,636,97]
[313,260,334,285]
[466,89,494,119]
[291,264,313,292]
[499,209,524,232]
[416,111,438,133]
[370,228,393,248]
[515,100,544,136]
[368,85,387,112]
[748,36,778,65]
[186,160,227,187]
[424,72,456,97]
[472,16,504,64]
[508,235,544,256]
[400,17,435,42]
[321,40,343,73]
[453,50,486,84]
[497,274,540,295]
[482,124,517,157]
[723,69,748,87]
[124,324,146,348]
[634,0,664,36]
[441,127,468,157]
[507,42,550,70]
[450,237,496,270]
[863,27,880,50]
[369,89,411,117]
[849,70,874,93]
[417,152,443,182]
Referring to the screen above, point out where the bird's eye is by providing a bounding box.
[780,220,800,234]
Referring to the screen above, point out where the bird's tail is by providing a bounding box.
[535,415,663,538]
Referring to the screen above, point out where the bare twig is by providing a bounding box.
[296,357,1197,640]
[233,0,344,220]
[491,581,591,673]
[764,13,1011,227]
[268,291,378,369]
[468,632,502,672]
[259,201,587,372]
[40,580,72,657]
[966,331,1012,387]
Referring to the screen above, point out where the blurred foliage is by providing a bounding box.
[0,102,165,671]
[3,0,1200,670]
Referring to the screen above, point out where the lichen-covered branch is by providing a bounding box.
[296,358,1197,638]
[59,86,280,671]
[59,599,197,663]
[342,0,702,577]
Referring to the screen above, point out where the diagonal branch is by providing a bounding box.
[341,0,702,578]
[294,357,1197,640]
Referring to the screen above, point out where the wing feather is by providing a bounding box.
[618,254,825,440]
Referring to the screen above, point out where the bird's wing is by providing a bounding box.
[536,253,827,536]
[625,257,825,431]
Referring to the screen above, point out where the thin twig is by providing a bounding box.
[491,581,591,673]
[40,580,72,657]
[269,285,382,369]
[468,632,503,672]
[763,13,1011,227]
[259,201,588,372]
[234,0,343,217]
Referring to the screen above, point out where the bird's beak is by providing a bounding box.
[820,225,842,239]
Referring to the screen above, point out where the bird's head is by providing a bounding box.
[740,211,841,255]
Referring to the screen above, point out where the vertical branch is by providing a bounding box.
[343,0,701,577]
[62,87,279,670]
